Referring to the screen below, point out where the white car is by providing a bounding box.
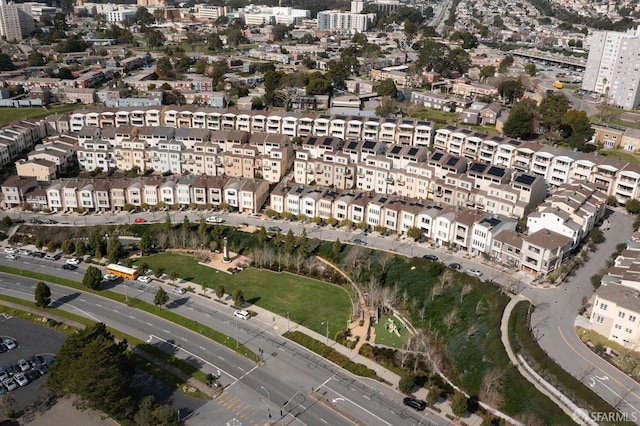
[17,249,31,256]
[5,254,18,260]
[205,216,224,224]
[234,310,251,320]
[137,275,152,284]
[173,287,186,294]
[465,268,483,277]
[3,338,16,350]
[17,359,30,372]
[2,377,17,391]
[3,248,15,254]
[103,274,117,281]
[66,258,81,265]
[13,372,28,387]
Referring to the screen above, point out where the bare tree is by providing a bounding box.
[466,323,479,338]
[431,285,444,301]
[514,412,545,426]
[443,308,458,330]
[439,270,452,287]
[475,299,487,315]
[460,283,473,303]
[480,368,505,407]
[396,350,412,369]
[378,252,393,273]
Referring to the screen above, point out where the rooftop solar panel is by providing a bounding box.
[515,174,536,185]
[391,146,402,154]
[408,147,418,156]
[432,152,443,161]
[470,163,486,173]
[363,141,376,149]
[461,129,472,135]
[487,166,505,177]
[447,157,459,166]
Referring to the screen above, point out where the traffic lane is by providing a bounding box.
[0,316,66,412]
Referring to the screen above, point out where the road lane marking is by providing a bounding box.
[146,322,152,326]
[200,346,206,350]
[95,303,102,307]
[363,395,370,400]
[79,298,86,302]
[128,315,135,319]
[163,329,170,334]
[320,419,327,424]
[181,337,187,341]
[558,327,640,402]
[112,309,119,313]
[218,356,225,360]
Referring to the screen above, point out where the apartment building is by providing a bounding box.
[520,229,574,276]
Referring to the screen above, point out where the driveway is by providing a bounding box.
[522,210,640,421]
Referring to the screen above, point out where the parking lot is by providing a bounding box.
[0,315,66,412]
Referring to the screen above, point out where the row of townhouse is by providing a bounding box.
[74,126,294,182]
[0,120,48,167]
[46,107,438,147]
[15,134,78,182]
[268,181,577,277]
[1,175,269,214]
[591,232,640,348]
[47,107,640,204]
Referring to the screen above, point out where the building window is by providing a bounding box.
[596,315,604,324]
[615,324,622,330]
[630,315,637,323]
[600,303,608,311]
[618,311,625,319]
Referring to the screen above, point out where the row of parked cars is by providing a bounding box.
[420,255,483,277]
[0,355,50,393]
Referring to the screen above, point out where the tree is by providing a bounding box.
[375,96,399,117]
[251,97,264,110]
[284,229,295,254]
[561,109,594,150]
[139,233,153,255]
[376,79,398,98]
[164,212,172,233]
[297,228,311,257]
[57,67,73,79]
[450,391,467,417]
[169,271,179,284]
[398,374,415,393]
[257,226,267,246]
[407,227,422,241]
[539,92,569,135]
[107,235,125,263]
[497,78,524,104]
[479,65,496,82]
[155,56,173,79]
[35,282,51,308]
[426,385,441,404]
[0,53,15,71]
[154,288,169,306]
[182,215,191,230]
[145,29,165,48]
[524,63,537,77]
[332,239,342,256]
[75,240,86,256]
[232,288,244,307]
[207,34,223,52]
[135,6,155,27]
[503,99,537,139]
[28,51,45,67]
[626,199,640,214]
[272,23,289,41]
[61,239,74,254]
[216,283,225,299]
[83,266,103,290]
[498,55,514,73]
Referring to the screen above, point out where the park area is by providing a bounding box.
[136,253,351,338]
[372,315,409,348]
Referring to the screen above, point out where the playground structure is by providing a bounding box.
[384,318,401,337]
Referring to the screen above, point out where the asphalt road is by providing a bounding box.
[0,316,66,413]
[0,265,449,426]
[522,210,640,423]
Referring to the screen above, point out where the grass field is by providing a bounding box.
[599,149,640,164]
[136,253,352,338]
[373,315,409,348]
[0,104,80,128]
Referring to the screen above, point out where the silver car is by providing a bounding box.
[2,377,17,391]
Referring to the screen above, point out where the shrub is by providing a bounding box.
[399,373,415,393]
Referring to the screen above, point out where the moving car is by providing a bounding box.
[234,310,251,320]
[17,359,30,372]
[103,274,117,281]
[30,251,45,258]
[42,219,58,224]
[352,238,367,245]
[5,254,18,260]
[422,254,438,261]
[66,258,81,265]
[465,268,483,277]
[449,263,462,271]
[205,216,224,223]
[3,248,15,254]
[137,275,152,284]
[44,253,60,260]
[17,249,31,256]
[134,218,147,223]
[268,226,282,232]
[62,264,78,270]
[403,397,426,411]
[13,372,28,387]
[3,338,16,350]
[173,287,186,294]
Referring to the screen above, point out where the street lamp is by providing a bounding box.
[261,386,271,425]
[235,316,239,349]
[281,386,303,426]
[321,321,329,345]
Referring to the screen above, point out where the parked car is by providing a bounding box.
[5,255,18,260]
[42,219,58,224]
[133,218,147,223]
[29,356,43,369]
[205,216,224,224]
[62,264,78,270]
[0,344,6,353]
[17,249,31,256]
[0,369,7,381]
[66,258,81,265]
[422,254,438,261]
[403,397,426,411]
[17,359,29,372]
[103,274,117,281]
[34,364,48,375]
[268,226,282,232]
[29,219,43,224]
[5,365,17,376]
[30,251,45,258]
[352,238,367,245]
[173,287,186,294]
[234,310,251,320]
[13,372,28,387]
[465,268,483,277]
[137,275,152,284]
[449,263,462,271]
[3,248,15,254]
[2,377,16,392]
[25,369,40,381]
[3,338,16,350]
[44,253,60,260]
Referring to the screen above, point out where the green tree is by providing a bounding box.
[539,91,569,135]
[35,281,51,308]
[479,65,496,82]
[297,228,311,257]
[155,56,173,79]
[498,55,514,73]
[57,67,73,79]
[332,239,342,255]
[561,109,594,150]
[426,385,441,404]
[376,78,398,98]
[145,29,165,48]
[207,34,223,52]
[450,392,467,417]
[257,226,267,246]
[524,63,537,77]
[232,288,244,307]
[138,262,149,275]
[272,23,289,41]
[107,235,125,263]
[251,97,264,110]
[216,283,225,299]
[164,212,172,233]
[407,227,422,240]
[28,51,45,67]
[75,240,86,256]
[139,233,153,255]
[626,199,640,214]
[357,221,368,231]
[0,53,15,71]
[83,266,103,290]
[503,99,537,139]
[326,217,338,227]
[398,374,415,394]
[375,96,399,117]
[135,6,155,27]
[154,288,169,306]
[284,229,295,254]
[182,215,191,230]
[61,239,74,254]
[497,78,524,104]
[169,271,179,284]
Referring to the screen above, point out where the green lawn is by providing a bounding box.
[599,149,640,164]
[0,104,80,128]
[136,253,351,338]
[408,107,459,124]
[373,315,409,348]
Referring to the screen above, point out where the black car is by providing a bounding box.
[353,238,367,245]
[5,365,18,376]
[29,219,43,224]
[42,219,58,224]
[403,397,427,411]
[62,264,78,270]
[449,262,462,270]
[422,254,438,261]
[25,369,40,381]
[268,226,282,232]
[0,343,6,353]
[34,364,47,376]
[30,251,45,258]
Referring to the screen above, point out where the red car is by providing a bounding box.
[133,218,147,223]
